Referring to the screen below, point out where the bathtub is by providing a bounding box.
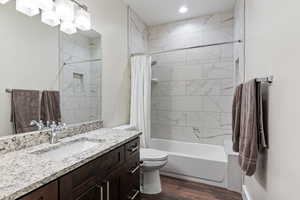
[150,138,228,188]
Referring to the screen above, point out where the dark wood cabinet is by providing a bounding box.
[19,181,58,200]
[18,137,140,200]
[75,185,102,200]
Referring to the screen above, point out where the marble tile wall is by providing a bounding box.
[149,11,234,146]
[60,34,102,125]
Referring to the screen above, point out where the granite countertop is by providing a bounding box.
[0,128,141,200]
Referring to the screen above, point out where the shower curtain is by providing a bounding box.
[130,55,152,148]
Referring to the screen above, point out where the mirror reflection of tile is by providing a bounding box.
[61,31,102,125]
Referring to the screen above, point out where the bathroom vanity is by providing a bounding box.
[0,128,141,200]
[21,137,140,200]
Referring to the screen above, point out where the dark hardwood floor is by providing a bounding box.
[141,176,242,200]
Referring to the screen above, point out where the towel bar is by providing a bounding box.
[256,75,274,84]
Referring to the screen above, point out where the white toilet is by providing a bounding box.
[140,148,168,194]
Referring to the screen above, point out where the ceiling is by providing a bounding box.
[123,0,236,26]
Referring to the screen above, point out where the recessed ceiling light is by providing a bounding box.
[179,6,188,14]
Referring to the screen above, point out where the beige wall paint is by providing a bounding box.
[244,0,300,199]
[0,3,59,136]
[81,0,130,128]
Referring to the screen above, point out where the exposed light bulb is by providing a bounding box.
[75,9,91,31]
[0,0,11,4]
[37,0,54,11]
[55,0,75,21]
[16,0,40,17]
[60,20,77,34]
[179,6,188,14]
[41,9,60,27]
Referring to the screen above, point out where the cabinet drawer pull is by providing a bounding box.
[128,146,138,153]
[129,164,140,174]
[38,197,44,200]
[97,185,103,200]
[106,181,110,200]
[128,190,140,200]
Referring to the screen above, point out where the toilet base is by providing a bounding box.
[141,170,162,194]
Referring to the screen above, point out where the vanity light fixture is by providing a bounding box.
[0,0,91,34]
[60,20,77,34]
[75,8,91,31]
[41,9,60,27]
[16,0,40,16]
[55,0,75,21]
[0,0,11,4]
[37,0,54,11]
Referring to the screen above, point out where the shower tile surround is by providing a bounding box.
[148,12,235,145]
[0,120,103,155]
[60,33,102,125]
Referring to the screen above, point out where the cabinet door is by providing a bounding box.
[103,168,123,200]
[75,185,103,200]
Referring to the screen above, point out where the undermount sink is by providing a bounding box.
[31,138,105,161]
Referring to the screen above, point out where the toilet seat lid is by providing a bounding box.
[140,148,168,161]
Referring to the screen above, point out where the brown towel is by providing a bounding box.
[40,91,61,123]
[232,83,243,152]
[10,89,40,134]
[239,79,258,176]
[256,82,269,151]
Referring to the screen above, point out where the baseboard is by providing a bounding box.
[161,171,226,189]
[242,185,252,200]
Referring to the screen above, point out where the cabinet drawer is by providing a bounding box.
[122,155,140,199]
[97,145,125,178]
[125,137,140,160]
[70,145,125,188]
[19,181,58,200]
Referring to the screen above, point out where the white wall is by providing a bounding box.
[244,0,300,199]
[0,3,59,136]
[128,7,148,54]
[81,0,130,128]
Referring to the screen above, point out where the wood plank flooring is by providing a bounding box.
[141,176,242,200]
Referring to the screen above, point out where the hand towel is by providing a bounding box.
[256,82,269,151]
[10,89,40,134]
[239,79,258,176]
[40,91,61,123]
[232,83,243,152]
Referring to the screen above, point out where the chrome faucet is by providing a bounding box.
[49,121,67,144]
[30,120,45,130]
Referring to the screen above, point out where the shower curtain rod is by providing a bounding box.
[63,58,102,66]
[131,40,242,56]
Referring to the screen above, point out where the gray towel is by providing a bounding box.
[256,82,269,151]
[239,79,258,176]
[232,84,243,152]
[40,91,61,123]
[10,89,40,134]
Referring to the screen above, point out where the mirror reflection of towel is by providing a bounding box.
[10,89,40,134]
[40,91,61,123]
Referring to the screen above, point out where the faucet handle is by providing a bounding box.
[39,120,45,129]
[50,121,57,129]
[30,120,37,126]
[46,121,50,128]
